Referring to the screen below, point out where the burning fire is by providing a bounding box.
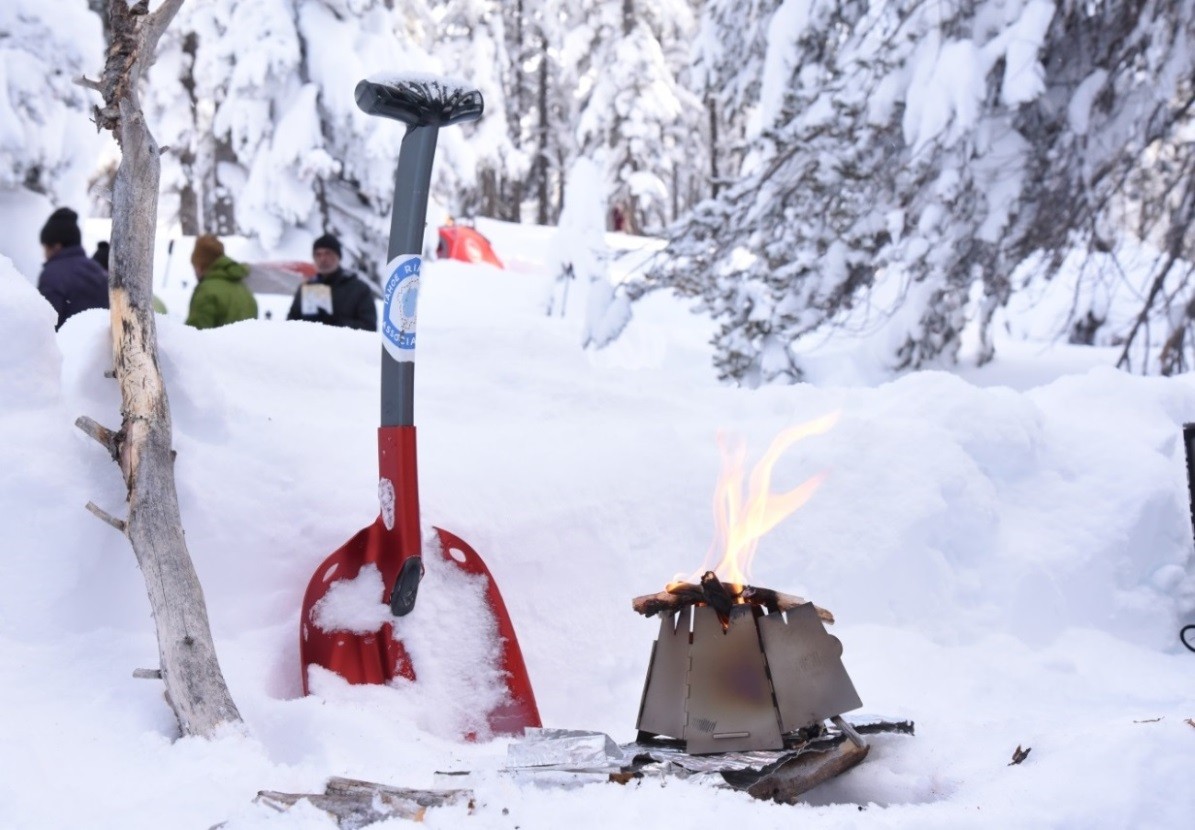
[673,412,839,592]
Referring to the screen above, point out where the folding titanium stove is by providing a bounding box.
[635,583,865,755]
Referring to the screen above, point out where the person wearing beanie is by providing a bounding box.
[285,232,377,331]
[92,241,110,271]
[36,207,109,330]
[185,234,258,329]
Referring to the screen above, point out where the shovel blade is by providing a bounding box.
[299,518,416,693]
[298,523,542,736]
[434,527,542,735]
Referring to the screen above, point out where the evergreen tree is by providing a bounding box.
[635,0,1195,385]
[570,0,701,234]
[148,0,453,286]
[0,0,106,206]
[690,0,783,197]
[435,0,525,221]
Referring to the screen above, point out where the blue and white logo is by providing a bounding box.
[382,254,421,362]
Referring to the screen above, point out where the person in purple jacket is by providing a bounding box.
[36,207,109,329]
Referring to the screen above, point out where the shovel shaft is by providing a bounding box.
[381,126,438,429]
[388,127,438,262]
[378,425,421,559]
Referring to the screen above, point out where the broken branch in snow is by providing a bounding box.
[255,777,473,827]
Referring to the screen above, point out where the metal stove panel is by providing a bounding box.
[684,606,783,754]
[636,610,689,741]
[758,602,863,733]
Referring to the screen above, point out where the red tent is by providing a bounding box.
[246,260,316,295]
[437,225,503,268]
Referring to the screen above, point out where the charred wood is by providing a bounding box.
[726,738,869,804]
[632,582,835,624]
[700,571,736,628]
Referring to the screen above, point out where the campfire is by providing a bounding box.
[632,415,863,755]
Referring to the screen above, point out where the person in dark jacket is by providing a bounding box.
[36,207,109,329]
[185,234,258,329]
[92,240,110,270]
[286,233,377,330]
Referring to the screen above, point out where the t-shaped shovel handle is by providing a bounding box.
[355,77,484,130]
[356,75,484,426]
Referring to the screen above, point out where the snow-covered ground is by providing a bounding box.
[1,220,1193,829]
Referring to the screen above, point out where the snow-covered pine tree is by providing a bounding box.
[510,0,579,225]
[690,0,783,198]
[0,0,106,206]
[570,0,701,235]
[636,0,1195,385]
[434,0,526,222]
[1016,0,1195,376]
[149,0,474,286]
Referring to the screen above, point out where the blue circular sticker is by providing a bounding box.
[382,254,420,362]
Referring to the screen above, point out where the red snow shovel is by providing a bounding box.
[298,76,541,736]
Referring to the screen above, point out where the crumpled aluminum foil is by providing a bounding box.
[505,728,630,770]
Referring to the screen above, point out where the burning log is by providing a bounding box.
[631,577,835,625]
[700,571,736,628]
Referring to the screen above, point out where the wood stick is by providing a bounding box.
[256,791,428,824]
[256,778,473,826]
[324,777,472,808]
[85,501,127,532]
[75,415,120,460]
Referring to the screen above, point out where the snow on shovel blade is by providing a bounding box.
[297,427,541,735]
[299,517,416,689]
[298,525,543,736]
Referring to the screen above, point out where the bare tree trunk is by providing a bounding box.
[176,30,201,235]
[78,0,243,739]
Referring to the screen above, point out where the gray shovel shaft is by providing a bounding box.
[381,125,439,428]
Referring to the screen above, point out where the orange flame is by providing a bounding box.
[693,412,839,587]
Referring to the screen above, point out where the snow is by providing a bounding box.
[1,214,1194,828]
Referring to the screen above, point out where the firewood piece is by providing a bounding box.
[632,585,835,624]
[256,791,428,826]
[666,582,707,601]
[852,719,915,736]
[734,738,869,804]
[740,586,836,624]
[256,778,472,828]
[324,777,472,809]
[631,587,702,617]
[700,571,735,628]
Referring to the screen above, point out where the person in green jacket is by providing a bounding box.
[186,234,258,329]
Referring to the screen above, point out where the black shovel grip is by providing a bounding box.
[390,556,423,617]
[356,77,484,128]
